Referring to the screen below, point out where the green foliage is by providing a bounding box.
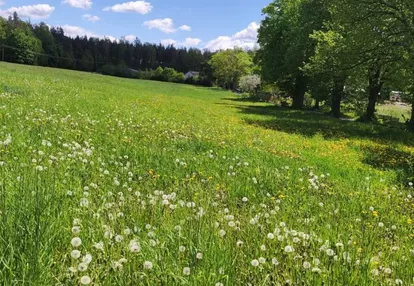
[162,67,185,83]
[209,49,253,89]
[33,22,58,67]
[0,18,6,45]
[4,17,41,65]
[258,0,414,128]
[239,75,261,94]
[257,0,330,109]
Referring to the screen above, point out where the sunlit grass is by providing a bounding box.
[377,104,411,123]
[0,62,413,285]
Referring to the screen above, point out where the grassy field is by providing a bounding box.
[377,104,412,123]
[0,62,413,286]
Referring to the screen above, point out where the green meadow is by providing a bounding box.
[0,62,413,285]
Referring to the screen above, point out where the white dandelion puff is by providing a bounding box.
[258,257,266,264]
[71,237,82,248]
[183,267,191,276]
[94,241,104,251]
[82,254,92,264]
[78,263,88,272]
[143,261,153,270]
[284,245,295,253]
[80,276,91,285]
[251,259,259,267]
[71,250,81,259]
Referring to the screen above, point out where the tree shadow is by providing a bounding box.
[233,104,414,147]
[221,97,263,103]
[203,87,230,93]
[361,145,414,182]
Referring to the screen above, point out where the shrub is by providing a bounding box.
[239,75,261,95]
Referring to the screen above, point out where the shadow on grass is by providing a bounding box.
[222,100,414,181]
[221,97,267,103]
[204,87,231,93]
[361,145,414,182]
[231,104,414,146]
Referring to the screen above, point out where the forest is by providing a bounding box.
[0,12,212,81]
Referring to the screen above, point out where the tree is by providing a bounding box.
[0,17,6,47]
[5,17,41,64]
[317,0,411,121]
[239,75,261,95]
[257,0,329,109]
[33,22,58,67]
[345,0,414,129]
[305,28,352,117]
[209,49,252,90]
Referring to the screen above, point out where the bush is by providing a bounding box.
[101,64,116,76]
[102,65,204,86]
[100,64,137,79]
[239,75,261,95]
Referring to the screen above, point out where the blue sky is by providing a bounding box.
[0,0,269,50]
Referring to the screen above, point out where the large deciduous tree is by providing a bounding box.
[257,0,329,109]
[318,0,413,123]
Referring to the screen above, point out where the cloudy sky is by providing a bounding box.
[0,0,269,50]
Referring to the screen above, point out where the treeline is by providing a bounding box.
[101,65,212,86]
[256,0,414,131]
[0,12,213,85]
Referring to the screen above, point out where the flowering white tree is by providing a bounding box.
[239,75,261,95]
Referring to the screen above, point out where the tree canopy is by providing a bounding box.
[257,0,414,131]
[209,49,253,90]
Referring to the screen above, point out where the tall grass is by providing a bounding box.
[0,62,413,285]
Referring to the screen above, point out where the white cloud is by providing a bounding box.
[124,35,136,42]
[82,14,100,22]
[105,35,118,42]
[144,18,176,33]
[182,37,201,46]
[0,4,55,19]
[204,22,259,51]
[63,0,92,9]
[144,18,191,34]
[161,37,202,47]
[61,25,117,42]
[103,1,152,14]
[179,25,191,31]
[0,2,5,7]
[161,39,177,46]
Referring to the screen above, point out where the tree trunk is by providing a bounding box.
[331,76,346,118]
[314,99,320,110]
[292,74,306,110]
[365,68,383,121]
[409,102,414,132]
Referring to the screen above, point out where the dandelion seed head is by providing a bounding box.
[71,250,81,259]
[251,259,259,267]
[80,275,91,285]
[71,237,82,248]
[143,261,153,270]
[78,263,88,272]
[183,267,191,276]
